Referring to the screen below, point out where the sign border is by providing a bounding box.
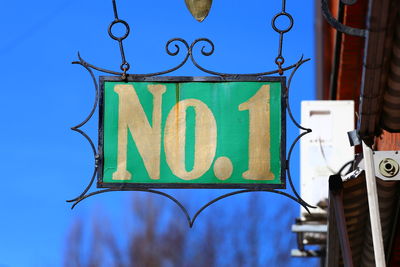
[97,76,286,189]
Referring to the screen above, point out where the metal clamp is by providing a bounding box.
[358,151,400,181]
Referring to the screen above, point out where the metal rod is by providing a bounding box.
[362,141,386,267]
[329,174,354,267]
[112,0,119,19]
[326,193,340,267]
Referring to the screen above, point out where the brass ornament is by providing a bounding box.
[185,0,213,22]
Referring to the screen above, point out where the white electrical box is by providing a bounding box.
[300,101,354,216]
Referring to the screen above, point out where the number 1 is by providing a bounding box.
[239,85,275,180]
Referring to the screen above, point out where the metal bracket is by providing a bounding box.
[321,0,367,37]
[358,151,400,181]
[347,130,361,147]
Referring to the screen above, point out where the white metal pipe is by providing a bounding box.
[362,141,386,267]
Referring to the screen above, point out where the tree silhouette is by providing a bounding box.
[64,193,305,267]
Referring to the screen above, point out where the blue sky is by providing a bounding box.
[0,1,315,266]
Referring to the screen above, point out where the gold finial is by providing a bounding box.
[185,0,212,22]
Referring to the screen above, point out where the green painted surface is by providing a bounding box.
[102,81,283,185]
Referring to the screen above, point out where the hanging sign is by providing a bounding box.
[98,76,286,189]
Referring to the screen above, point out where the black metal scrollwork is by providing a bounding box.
[67,63,99,203]
[68,0,315,226]
[74,38,309,79]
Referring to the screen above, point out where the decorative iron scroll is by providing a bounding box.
[67,0,315,227]
[321,0,367,37]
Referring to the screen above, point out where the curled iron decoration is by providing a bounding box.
[71,188,311,228]
[76,38,310,78]
[74,39,191,78]
[284,57,315,209]
[67,58,100,203]
[189,39,310,77]
[321,0,367,37]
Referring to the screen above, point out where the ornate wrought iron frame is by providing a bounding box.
[67,0,315,227]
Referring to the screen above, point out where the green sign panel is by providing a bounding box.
[98,77,285,189]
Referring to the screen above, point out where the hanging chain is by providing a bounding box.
[108,0,130,79]
[105,0,295,77]
[272,0,294,75]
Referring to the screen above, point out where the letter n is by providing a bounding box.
[112,84,166,180]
